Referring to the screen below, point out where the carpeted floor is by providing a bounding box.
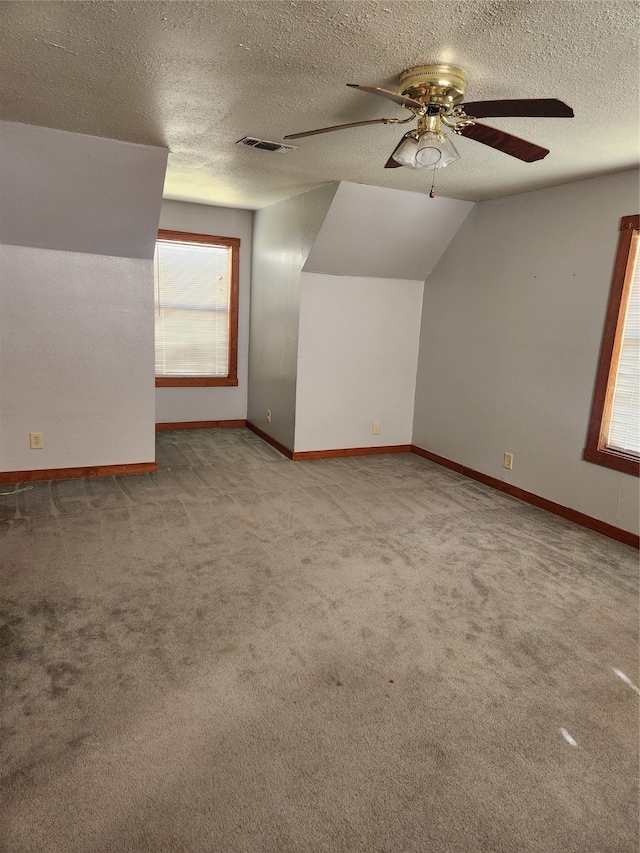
[0,428,638,853]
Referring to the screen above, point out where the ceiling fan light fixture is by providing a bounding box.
[391,133,422,168]
[415,131,460,169]
[286,65,574,173]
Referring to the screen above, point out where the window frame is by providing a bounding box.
[584,214,639,476]
[154,229,240,388]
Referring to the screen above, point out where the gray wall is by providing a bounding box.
[304,182,474,280]
[156,200,252,424]
[295,272,424,452]
[0,121,167,473]
[248,184,338,449]
[412,169,639,535]
[0,121,166,260]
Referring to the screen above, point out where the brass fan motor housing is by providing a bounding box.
[399,64,467,109]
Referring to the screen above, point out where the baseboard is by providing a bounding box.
[411,445,639,549]
[246,422,294,459]
[292,445,411,460]
[0,461,158,484]
[155,419,246,431]
[246,424,412,462]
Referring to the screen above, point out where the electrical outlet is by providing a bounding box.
[30,432,44,450]
[266,410,272,424]
[372,421,381,435]
[503,452,513,470]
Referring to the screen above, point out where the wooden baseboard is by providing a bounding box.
[246,422,294,459]
[411,445,639,549]
[246,424,412,462]
[292,445,411,460]
[0,461,158,485]
[155,419,246,431]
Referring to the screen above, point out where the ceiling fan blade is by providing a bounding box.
[384,137,406,168]
[284,118,390,139]
[460,98,574,118]
[347,83,424,111]
[457,122,549,161]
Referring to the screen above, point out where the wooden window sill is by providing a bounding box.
[155,376,239,387]
[583,446,639,476]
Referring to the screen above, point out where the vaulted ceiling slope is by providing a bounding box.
[304,183,474,280]
[1,1,638,209]
[0,121,167,260]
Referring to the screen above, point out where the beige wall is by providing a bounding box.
[412,169,640,535]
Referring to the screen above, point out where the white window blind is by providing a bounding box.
[607,234,640,456]
[154,238,231,377]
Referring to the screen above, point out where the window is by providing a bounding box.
[154,230,239,387]
[584,215,639,475]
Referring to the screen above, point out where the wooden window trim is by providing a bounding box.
[154,229,240,388]
[583,214,640,476]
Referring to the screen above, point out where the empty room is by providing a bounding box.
[0,2,638,852]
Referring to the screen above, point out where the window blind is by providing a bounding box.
[154,239,231,377]
[607,233,640,456]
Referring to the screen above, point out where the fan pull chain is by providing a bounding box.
[430,167,436,198]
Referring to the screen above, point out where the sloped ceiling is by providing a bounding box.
[0,121,168,259]
[0,1,638,209]
[304,182,474,280]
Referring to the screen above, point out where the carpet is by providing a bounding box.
[1,428,638,852]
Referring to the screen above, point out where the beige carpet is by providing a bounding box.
[1,428,638,852]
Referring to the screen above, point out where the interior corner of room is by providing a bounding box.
[1,133,637,543]
[0,1,638,548]
[1,4,639,852]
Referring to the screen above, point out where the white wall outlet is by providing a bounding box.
[30,432,44,449]
[503,452,513,470]
[266,410,272,424]
[372,421,381,435]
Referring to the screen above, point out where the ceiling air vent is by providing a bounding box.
[236,136,298,153]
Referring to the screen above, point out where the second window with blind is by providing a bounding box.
[154,230,240,387]
[584,214,639,475]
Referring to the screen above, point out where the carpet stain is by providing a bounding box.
[0,612,24,660]
[46,663,81,698]
[470,573,491,600]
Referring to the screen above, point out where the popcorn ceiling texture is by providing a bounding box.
[0,1,638,207]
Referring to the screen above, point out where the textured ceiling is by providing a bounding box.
[1,1,638,209]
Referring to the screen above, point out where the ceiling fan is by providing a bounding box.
[284,64,574,173]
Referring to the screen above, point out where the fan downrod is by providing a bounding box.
[398,64,467,109]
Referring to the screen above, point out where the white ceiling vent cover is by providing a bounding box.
[236,136,298,153]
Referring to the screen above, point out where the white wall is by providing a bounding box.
[412,169,640,535]
[248,184,338,449]
[295,273,424,452]
[155,201,253,423]
[0,122,167,474]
